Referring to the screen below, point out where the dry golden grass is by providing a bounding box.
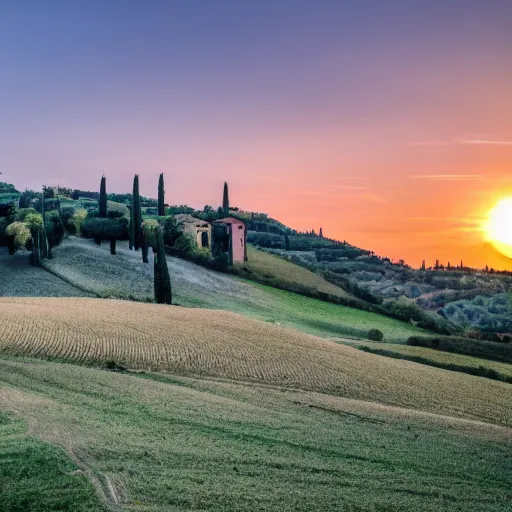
[239,246,354,300]
[359,342,512,379]
[1,297,511,427]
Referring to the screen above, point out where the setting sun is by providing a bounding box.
[485,197,512,259]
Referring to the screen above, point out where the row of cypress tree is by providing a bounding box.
[97,173,172,304]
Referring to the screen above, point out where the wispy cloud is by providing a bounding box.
[459,139,512,146]
[410,138,512,147]
[409,174,489,181]
[350,192,388,203]
[408,141,450,147]
[334,185,367,191]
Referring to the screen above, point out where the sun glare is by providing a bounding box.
[485,197,512,258]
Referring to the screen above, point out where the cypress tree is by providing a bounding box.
[99,175,107,217]
[222,182,229,217]
[40,187,48,259]
[129,205,134,250]
[285,233,290,251]
[154,226,172,304]
[132,175,142,250]
[158,173,165,216]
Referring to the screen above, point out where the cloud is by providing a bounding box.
[410,138,512,147]
[459,139,512,146]
[350,192,388,203]
[409,174,488,181]
[408,141,450,147]
[334,185,367,191]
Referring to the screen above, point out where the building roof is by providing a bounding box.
[213,217,246,225]
[174,214,210,226]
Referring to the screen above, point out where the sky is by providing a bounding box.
[1,0,511,269]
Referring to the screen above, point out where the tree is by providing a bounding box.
[24,213,44,265]
[141,219,159,263]
[99,175,107,217]
[0,182,19,194]
[5,222,31,254]
[284,233,290,251]
[67,208,87,235]
[129,205,134,250]
[82,217,129,255]
[132,175,143,250]
[319,227,323,237]
[158,173,165,216]
[40,188,48,259]
[222,182,229,217]
[45,211,65,259]
[154,226,172,304]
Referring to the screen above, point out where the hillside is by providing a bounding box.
[1,297,511,427]
[0,250,90,298]
[40,238,425,342]
[2,357,511,512]
[235,245,358,302]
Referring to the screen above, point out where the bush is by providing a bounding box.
[45,210,65,254]
[211,252,229,271]
[368,329,384,341]
[106,201,130,219]
[383,297,456,335]
[82,217,129,239]
[5,221,31,251]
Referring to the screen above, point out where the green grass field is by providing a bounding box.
[1,357,511,512]
[235,245,357,301]
[248,284,426,341]
[0,411,105,511]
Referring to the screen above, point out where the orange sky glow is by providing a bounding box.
[2,2,511,270]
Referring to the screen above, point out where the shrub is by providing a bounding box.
[45,210,65,257]
[68,208,88,235]
[368,329,384,341]
[173,233,195,257]
[384,297,456,335]
[211,252,229,271]
[107,201,130,219]
[141,219,160,263]
[5,222,31,251]
[82,217,129,254]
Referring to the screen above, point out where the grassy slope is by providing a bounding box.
[44,238,424,342]
[0,298,511,426]
[236,245,355,301]
[0,249,90,298]
[0,358,511,512]
[0,411,105,512]
[356,342,512,383]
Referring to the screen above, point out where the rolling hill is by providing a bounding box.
[38,238,425,342]
[0,297,510,427]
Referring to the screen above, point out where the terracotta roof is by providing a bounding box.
[174,214,210,226]
[213,217,246,225]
